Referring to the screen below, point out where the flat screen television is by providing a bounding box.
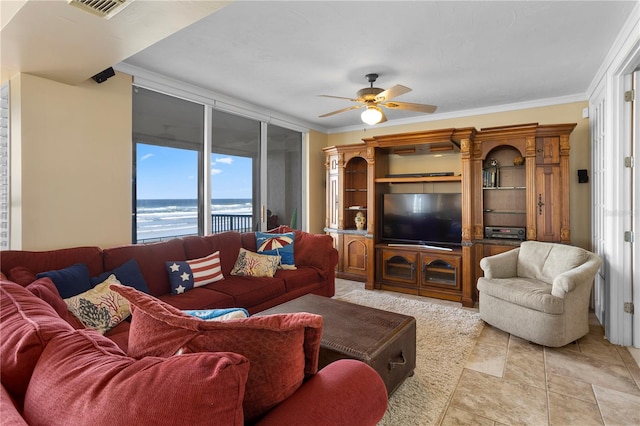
[380,193,462,246]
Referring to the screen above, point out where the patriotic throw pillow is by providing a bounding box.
[256,231,296,270]
[166,251,224,295]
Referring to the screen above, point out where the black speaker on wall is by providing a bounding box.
[578,169,589,183]
[91,67,115,84]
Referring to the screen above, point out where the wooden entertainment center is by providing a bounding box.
[323,123,576,307]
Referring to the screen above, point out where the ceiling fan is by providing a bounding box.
[319,73,437,125]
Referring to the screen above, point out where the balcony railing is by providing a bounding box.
[211,213,253,234]
[137,213,253,244]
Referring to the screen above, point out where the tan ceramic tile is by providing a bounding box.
[548,391,603,426]
[593,385,640,426]
[577,329,626,365]
[465,340,507,377]
[503,335,545,388]
[546,372,597,404]
[440,406,495,426]
[476,324,510,347]
[449,369,548,425]
[545,347,640,396]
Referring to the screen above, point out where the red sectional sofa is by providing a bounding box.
[0,227,389,425]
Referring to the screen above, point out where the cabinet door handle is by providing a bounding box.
[538,194,544,215]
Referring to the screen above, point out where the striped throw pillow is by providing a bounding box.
[166,251,224,295]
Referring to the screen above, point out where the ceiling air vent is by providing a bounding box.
[67,0,133,19]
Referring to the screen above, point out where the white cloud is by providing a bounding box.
[141,153,154,161]
[211,169,222,175]
[214,157,233,165]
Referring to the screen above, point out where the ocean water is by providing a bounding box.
[136,199,253,242]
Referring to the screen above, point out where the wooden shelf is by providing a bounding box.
[375,175,462,184]
[483,186,526,190]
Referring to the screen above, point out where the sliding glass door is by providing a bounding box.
[266,124,302,230]
[132,86,303,242]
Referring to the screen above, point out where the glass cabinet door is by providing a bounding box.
[421,255,461,290]
[381,250,417,285]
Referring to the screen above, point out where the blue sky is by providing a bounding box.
[136,144,253,199]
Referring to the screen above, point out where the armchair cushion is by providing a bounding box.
[477,277,563,314]
[517,242,588,283]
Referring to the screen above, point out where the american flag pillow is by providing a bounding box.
[166,251,224,295]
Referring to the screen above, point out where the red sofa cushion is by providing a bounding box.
[25,278,85,329]
[0,247,103,281]
[204,276,286,308]
[1,385,27,426]
[23,329,249,426]
[103,238,186,296]
[183,231,243,276]
[275,267,323,292]
[157,287,235,310]
[0,281,75,409]
[112,285,322,423]
[7,266,37,286]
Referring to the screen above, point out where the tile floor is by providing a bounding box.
[335,279,640,426]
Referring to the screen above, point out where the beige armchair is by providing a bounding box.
[477,241,602,347]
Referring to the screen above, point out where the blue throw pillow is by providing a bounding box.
[36,263,92,299]
[91,259,151,294]
[255,232,296,270]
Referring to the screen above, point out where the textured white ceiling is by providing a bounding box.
[123,1,637,132]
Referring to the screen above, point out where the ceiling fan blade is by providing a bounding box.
[381,101,437,114]
[319,104,364,118]
[318,94,359,102]
[374,85,411,103]
[378,109,388,123]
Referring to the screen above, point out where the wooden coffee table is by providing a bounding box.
[257,293,416,397]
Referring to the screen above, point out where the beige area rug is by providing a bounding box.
[335,289,484,425]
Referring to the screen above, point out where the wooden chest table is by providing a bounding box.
[257,293,416,397]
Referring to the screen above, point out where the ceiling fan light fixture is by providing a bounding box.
[361,106,383,125]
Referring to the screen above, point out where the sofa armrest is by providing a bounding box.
[293,232,339,279]
[479,247,519,279]
[551,253,602,298]
[255,359,387,426]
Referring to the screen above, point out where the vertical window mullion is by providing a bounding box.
[260,122,268,231]
[203,105,213,235]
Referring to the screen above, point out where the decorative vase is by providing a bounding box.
[355,211,366,230]
[513,156,524,166]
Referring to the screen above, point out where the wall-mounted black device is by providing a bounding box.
[578,169,589,183]
[91,67,115,84]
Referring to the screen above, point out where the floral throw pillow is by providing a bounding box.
[230,248,280,278]
[64,275,131,334]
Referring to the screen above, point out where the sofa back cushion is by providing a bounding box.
[183,231,242,276]
[23,329,249,426]
[112,284,322,423]
[517,241,589,283]
[26,278,85,329]
[103,238,186,297]
[0,281,75,409]
[0,247,103,285]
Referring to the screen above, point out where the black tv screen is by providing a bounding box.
[381,193,462,246]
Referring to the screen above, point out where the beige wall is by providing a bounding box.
[325,102,592,249]
[307,129,328,234]
[10,72,133,250]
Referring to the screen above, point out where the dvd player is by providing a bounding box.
[485,226,526,240]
